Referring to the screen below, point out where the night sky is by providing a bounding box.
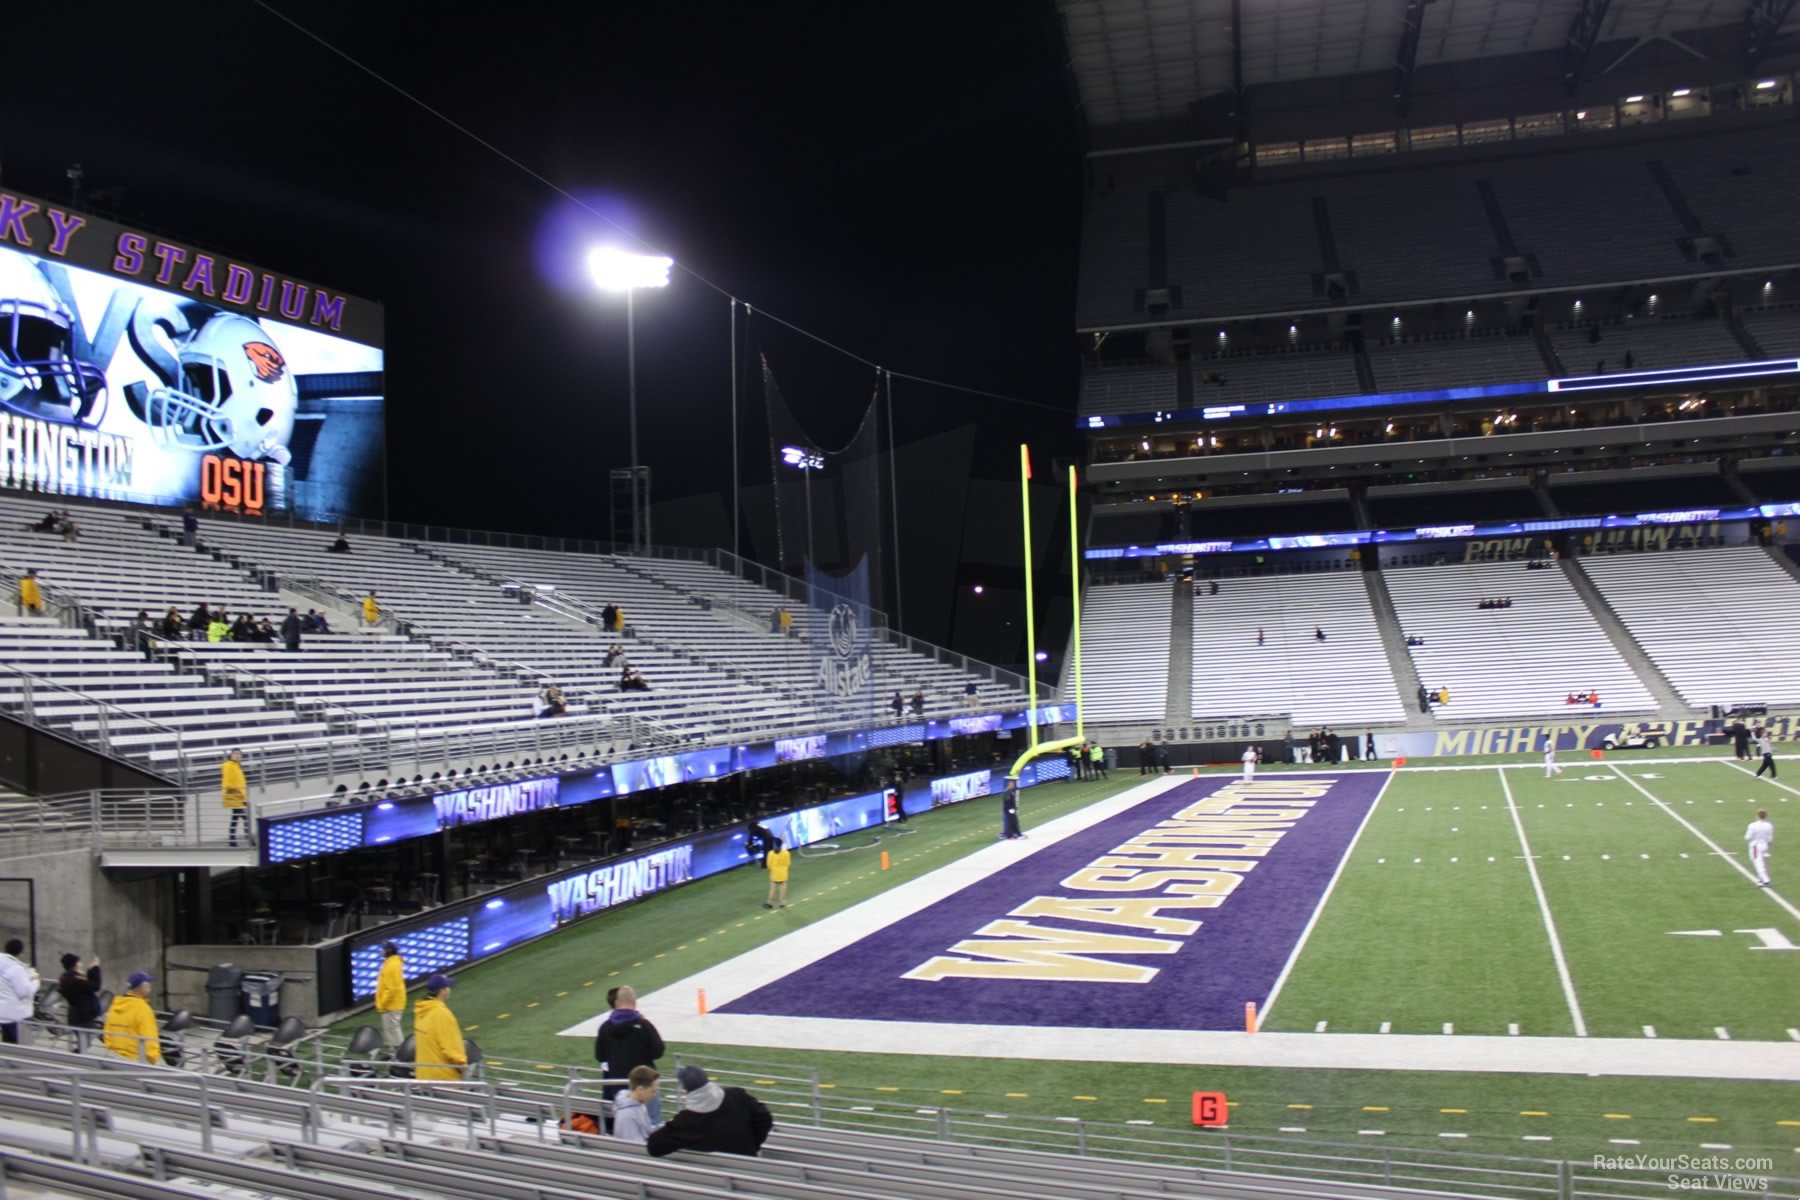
[3,3,1085,656]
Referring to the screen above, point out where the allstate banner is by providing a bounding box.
[809,557,874,710]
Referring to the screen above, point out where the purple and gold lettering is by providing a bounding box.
[309,291,346,331]
[0,195,39,247]
[277,280,308,321]
[45,210,86,256]
[255,273,276,313]
[113,233,147,275]
[152,243,188,285]
[182,254,218,297]
[222,264,254,305]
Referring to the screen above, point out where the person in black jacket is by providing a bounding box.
[280,608,303,653]
[595,986,665,1126]
[648,1065,772,1158]
[57,954,101,1049]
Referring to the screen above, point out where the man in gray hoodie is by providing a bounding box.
[647,1065,772,1158]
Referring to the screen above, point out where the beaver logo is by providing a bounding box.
[242,342,287,383]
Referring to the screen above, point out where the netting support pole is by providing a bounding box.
[884,369,904,636]
[731,298,740,564]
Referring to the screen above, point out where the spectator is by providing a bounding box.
[1088,742,1107,779]
[221,749,249,847]
[910,688,925,716]
[647,1066,772,1158]
[1365,731,1377,761]
[1000,778,1022,839]
[31,510,59,533]
[890,691,904,718]
[362,591,380,628]
[619,667,649,692]
[57,954,102,1047]
[60,518,79,543]
[328,532,352,553]
[0,938,36,1044]
[964,679,977,700]
[374,941,406,1056]
[1256,627,1264,646]
[206,613,230,642]
[612,1066,664,1144]
[188,602,211,640]
[777,607,792,635]
[604,644,627,668]
[101,972,160,1063]
[1437,686,1450,705]
[412,974,467,1081]
[158,606,184,640]
[1417,684,1431,713]
[227,612,252,641]
[17,569,44,617]
[539,684,567,718]
[594,985,666,1125]
[306,609,330,633]
[255,615,278,643]
[280,607,303,652]
[1623,350,1635,370]
[131,611,154,659]
[602,603,619,631]
[181,508,199,546]
[1139,739,1155,775]
[611,606,626,633]
[1314,626,1326,641]
[763,838,791,909]
[1157,746,1170,775]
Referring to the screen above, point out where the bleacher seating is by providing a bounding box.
[1187,347,1361,407]
[1080,365,1177,416]
[1578,546,1800,708]
[0,491,1024,794]
[1367,333,1546,391]
[1741,307,1800,357]
[1548,315,1743,375]
[1075,582,1172,721]
[1190,574,1404,726]
[1382,561,1657,720]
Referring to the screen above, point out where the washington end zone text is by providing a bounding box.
[904,778,1335,983]
[548,845,694,923]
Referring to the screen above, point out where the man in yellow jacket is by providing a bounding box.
[362,591,380,627]
[221,749,249,847]
[412,974,467,1081]
[763,839,791,909]
[102,972,162,1063]
[17,569,43,616]
[374,941,406,1054]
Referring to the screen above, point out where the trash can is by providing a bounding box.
[240,971,284,1029]
[205,965,243,1023]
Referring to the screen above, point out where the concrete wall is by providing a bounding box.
[163,944,325,1024]
[0,847,175,1008]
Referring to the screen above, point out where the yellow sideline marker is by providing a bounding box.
[880,850,890,870]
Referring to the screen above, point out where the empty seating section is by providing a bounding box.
[1549,316,1742,374]
[1742,308,1800,357]
[1383,562,1656,720]
[1188,498,1355,540]
[1082,126,1800,326]
[1164,185,1322,316]
[1494,146,1688,286]
[1080,365,1177,416]
[1368,333,1545,391]
[1190,348,1360,406]
[1739,458,1800,502]
[1368,483,1543,527]
[1075,583,1171,721]
[1329,165,1498,302]
[1190,574,1404,726]
[1579,547,1800,708]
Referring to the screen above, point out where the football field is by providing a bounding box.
[1264,757,1797,1041]
[346,751,1799,1164]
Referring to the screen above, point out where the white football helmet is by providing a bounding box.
[0,247,107,425]
[144,313,296,462]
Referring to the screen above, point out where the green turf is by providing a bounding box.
[341,754,1800,1166]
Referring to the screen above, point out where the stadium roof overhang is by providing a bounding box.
[1058,0,1800,150]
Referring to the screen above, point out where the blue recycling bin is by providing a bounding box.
[240,972,284,1029]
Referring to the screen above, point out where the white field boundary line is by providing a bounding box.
[1186,754,1761,775]
[1258,771,1396,1027]
[1721,756,1800,799]
[1608,764,1800,924]
[1497,767,1588,1037]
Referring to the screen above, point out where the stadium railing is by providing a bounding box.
[0,663,195,790]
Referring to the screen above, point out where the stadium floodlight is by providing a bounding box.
[1756,79,1779,90]
[1625,94,1645,103]
[587,247,674,554]
[780,445,823,470]
[586,247,673,292]
[1671,88,1691,98]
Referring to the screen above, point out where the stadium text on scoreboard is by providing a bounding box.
[0,188,386,521]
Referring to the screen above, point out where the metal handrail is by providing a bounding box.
[0,662,191,789]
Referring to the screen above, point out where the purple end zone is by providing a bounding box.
[718,772,1387,1030]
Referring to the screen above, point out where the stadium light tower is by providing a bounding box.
[587,247,673,553]
[780,445,824,564]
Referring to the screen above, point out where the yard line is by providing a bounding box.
[1714,1027,1732,1040]
[1609,766,1800,923]
[1498,768,1588,1037]
[1378,1021,1391,1034]
[1788,1029,1800,1042]
[1721,758,1800,799]
[1259,770,1397,1025]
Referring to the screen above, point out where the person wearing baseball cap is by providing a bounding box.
[373,942,406,1055]
[102,972,161,1064]
[412,974,467,1081]
[646,1064,772,1158]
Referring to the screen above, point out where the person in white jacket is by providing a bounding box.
[1746,809,1774,887]
[612,1066,664,1145]
[0,937,40,1045]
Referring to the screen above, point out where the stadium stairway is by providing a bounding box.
[1558,557,1688,713]
[1164,577,1193,722]
[1360,569,1435,730]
